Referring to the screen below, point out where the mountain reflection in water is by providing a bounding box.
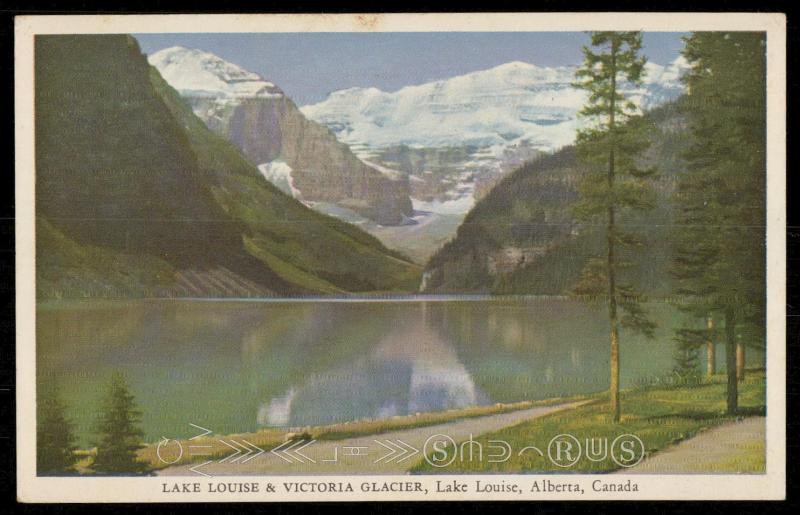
[36,298,735,446]
[257,316,485,427]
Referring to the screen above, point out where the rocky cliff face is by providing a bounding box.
[150,47,413,226]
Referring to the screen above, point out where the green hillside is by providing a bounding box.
[35,35,420,298]
[422,102,690,296]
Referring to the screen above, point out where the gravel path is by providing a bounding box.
[158,401,587,476]
[617,416,766,474]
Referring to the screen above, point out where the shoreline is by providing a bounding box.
[71,371,766,475]
[73,394,596,474]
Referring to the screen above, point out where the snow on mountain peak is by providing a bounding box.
[301,58,685,152]
[498,60,536,69]
[148,46,284,99]
[643,55,691,87]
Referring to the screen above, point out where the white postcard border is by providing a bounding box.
[14,12,787,502]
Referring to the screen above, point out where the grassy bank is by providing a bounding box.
[411,370,766,474]
[76,394,590,473]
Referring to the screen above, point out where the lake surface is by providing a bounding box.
[36,298,761,446]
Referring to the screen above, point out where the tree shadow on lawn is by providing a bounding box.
[641,405,766,423]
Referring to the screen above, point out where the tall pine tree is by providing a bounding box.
[572,32,657,422]
[93,372,147,474]
[37,383,79,474]
[671,32,767,414]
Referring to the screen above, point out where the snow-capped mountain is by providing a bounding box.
[148,46,413,226]
[297,57,689,262]
[149,46,285,100]
[149,46,688,264]
[301,57,689,153]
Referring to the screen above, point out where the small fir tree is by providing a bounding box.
[37,383,79,474]
[92,372,147,474]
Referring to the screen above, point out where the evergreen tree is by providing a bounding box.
[672,329,703,384]
[92,372,147,474]
[37,383,78,474]
[671,32,767,414]
[572,32,657,422]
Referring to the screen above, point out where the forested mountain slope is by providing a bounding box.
[421,102,689,296]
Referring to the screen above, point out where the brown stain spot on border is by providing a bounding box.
[355,14,382,30]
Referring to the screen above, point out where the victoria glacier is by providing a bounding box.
[150,46,688,262]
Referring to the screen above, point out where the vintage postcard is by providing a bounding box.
[15,12,786,502]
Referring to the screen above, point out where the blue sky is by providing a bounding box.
[135,32,687,105]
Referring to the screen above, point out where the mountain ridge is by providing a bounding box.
[301,56,688,152]
[35,34,420,298]
[149,46,414,226]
